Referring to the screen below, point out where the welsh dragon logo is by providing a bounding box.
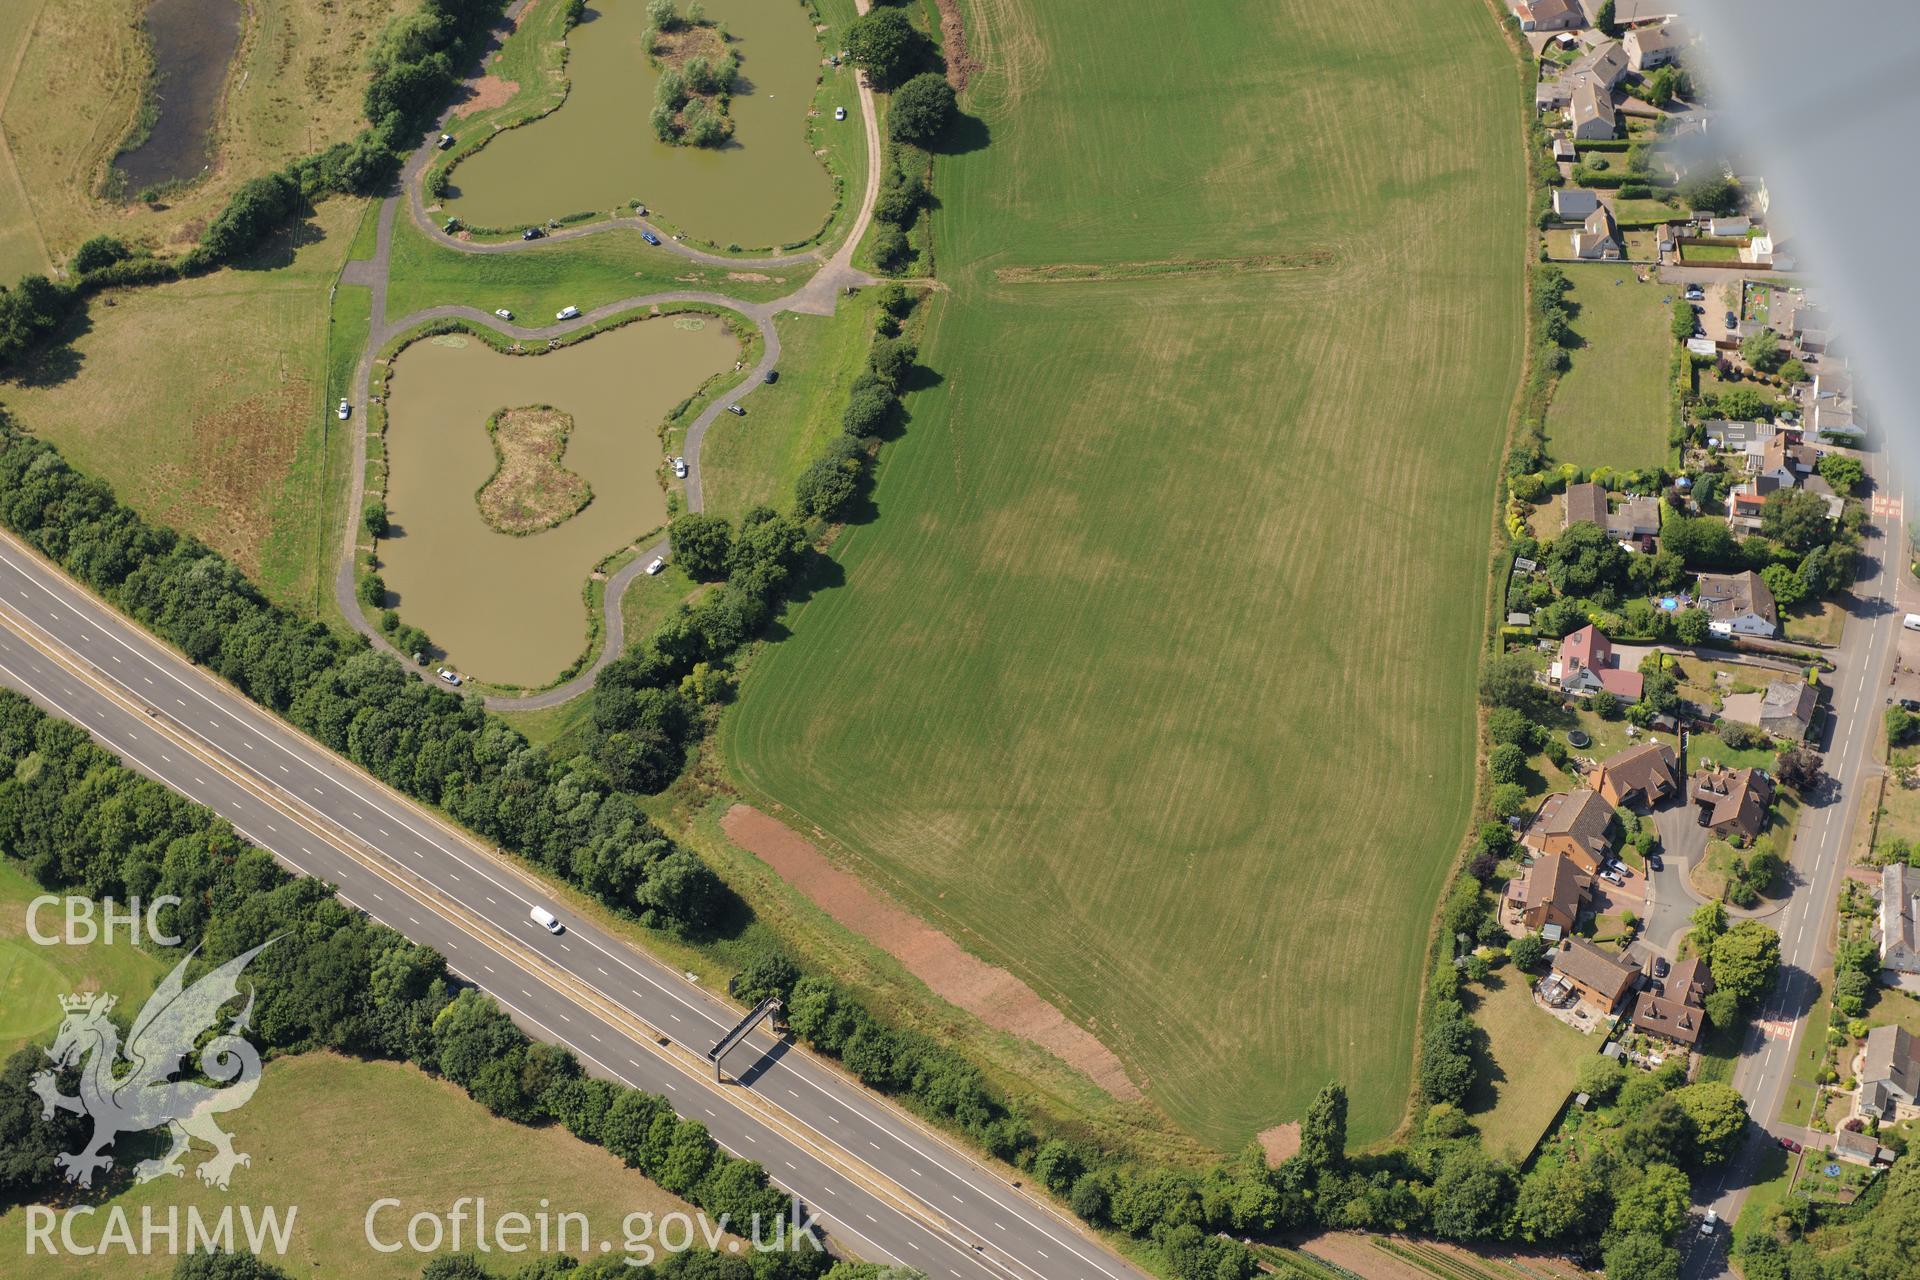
[30,942,272,1190]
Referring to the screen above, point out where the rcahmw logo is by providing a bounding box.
[26,1204,297,1258]
[30,941,276,1188]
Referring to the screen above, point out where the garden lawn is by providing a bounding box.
[2,199,364,616]
[1544,263,1674,470]
[700,297,879,522]
[724,0,1527,1147]
[0,861,166,1058]
[1465,969,1594,1160]
[0,1053,720,1278]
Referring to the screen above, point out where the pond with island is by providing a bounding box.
[377,318,738,688]
[444,0,836,249]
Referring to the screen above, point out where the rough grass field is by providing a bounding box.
[1543,264,1673,470]
[0,861,166,1058]
[1,199,362,615]
[0,0,406,271]
[0,1053,720,1278]
[723,0,1527,1147]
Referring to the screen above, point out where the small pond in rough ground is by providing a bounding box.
[380,319,737,687]
[112,0,246,195]
[445,0,835,248]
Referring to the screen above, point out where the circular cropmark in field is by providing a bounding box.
[1094,731,1268,855]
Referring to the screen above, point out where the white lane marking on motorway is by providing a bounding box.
[744,1134,756,1143]
[589,1033,601,1043]
[482,964,493,974]
[159,752,171,762]
[109,654,120,663]
[408,916,420,926]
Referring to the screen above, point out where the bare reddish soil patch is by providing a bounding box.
[933,0,980,89]
[456,74,520,116]
[721,805,1141,1100]
[1257,1122,1300,1166]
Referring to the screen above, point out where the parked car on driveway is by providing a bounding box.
[726,403,746,416]
[1600,868,1624,887]
[494,308,513,320]
[1653,956,1670,978]
[645,557,666,575]
[336,399,351,420]
[1725,310,1738,329]
[522,227,544,240]
[671,457,688,478]
[641,230,662,246]
[556,305,580,320]
[436,667,462,686]
[437,133,454,150]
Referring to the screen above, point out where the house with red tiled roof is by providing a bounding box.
[1553,625,1644,701]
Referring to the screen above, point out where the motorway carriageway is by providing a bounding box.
[0,530,1147,1280]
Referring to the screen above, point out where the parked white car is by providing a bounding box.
[672,457,688,478]
[834,106,847,122]
[494,308,513,320]
[646,557,666,575]
[436,667,462,687]
[556,305,580,321]
[336,399,351,420]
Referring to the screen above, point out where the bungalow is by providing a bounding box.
[1564,481,1610,530]
[1506,851,1593,937]
[1608,494,1662,541]
[1696,570,1778,638]
[1553,188,1602,220]
[1628,955,1714,1048]
[1624,20,1686,71]
[1523,788,1617,874]
[1833,1129,1896,1168]
[1690,765,1773,841]
[1554,625,1645,701]
[1857,1024,1920,1121]
[1568,78,1618,141]
[1882,861,1920,976]
[1719,680,1818,743]
[1514,0,1584,32]
[1546,938,1642,1014]
[1572,204,1623,259]
[1593,741,1680,809]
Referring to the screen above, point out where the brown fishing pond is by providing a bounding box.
[445,0,835,248]
[379,318,738,687]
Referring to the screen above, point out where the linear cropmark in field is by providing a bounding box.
[726,0,1526,1145]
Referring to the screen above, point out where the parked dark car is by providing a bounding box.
[641,230,662,246]
[1901,698,1920,712]
[764,369,779,384]
[1725,310,1738,328]
[522,227,545,240]
[1654,957,1671,978]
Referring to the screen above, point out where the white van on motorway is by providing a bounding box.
[529,905,563,934]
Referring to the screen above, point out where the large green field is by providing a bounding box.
[1543,264,1674,470]
[724,0,1527,1146]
